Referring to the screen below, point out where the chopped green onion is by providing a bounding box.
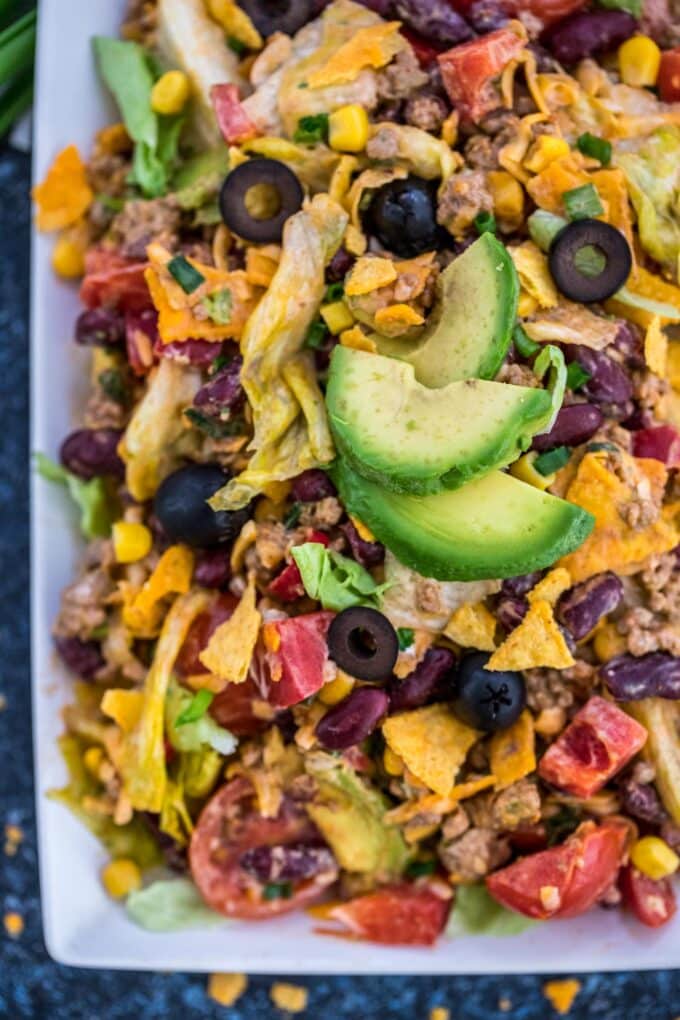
[283,503,302,529]
[586,441,618,453]
[227,35,246,55]
[566,362,591,391]
[98,369,129,405]
[293,113,329,145]
[596,0,641,18]
[528,209,568,252]
[573,244,607,279]
[96,193,125,213]
[0,8,36,90]
[474,210,496,235]
[262,882,293,901]
[304,319,328,350]
[576,132,612,166]
[563,183,604,221]
[184,408,242,439]
[175,689,214,727]
[325,281,345,303]
[0,68,32,140]
[202,287,233,324]
[513,324,540,359]
[406,859,437,878]
[89,623,109,640]
[210,353,232,375]
[397,627,415,651]
[167,254,205,294]
[534,446,571,476]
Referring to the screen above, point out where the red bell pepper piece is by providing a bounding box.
[437,27,525,122]
[210,84,259,145]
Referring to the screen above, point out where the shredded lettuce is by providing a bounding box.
[534,344,567,433]
[446,883,537,937]
[291,542,391,612]
[615,128,680,268]
[126,878,224,932]
[35,453,116,539]
[180,747,223,799]
[159,772,194,845]
[165,679,238,756]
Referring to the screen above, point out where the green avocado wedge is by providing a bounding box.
[374,233,519,386]
[330,458,595,582]
[326,346,553,494]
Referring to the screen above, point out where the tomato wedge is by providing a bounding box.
[619,864,677,928]
[438,27,525,122]
[189,778,337,919]
[264,611,335,708]
[486,819,629,920]
[80,248,151,313]
[323,883,452,946]
[658,48,680,103]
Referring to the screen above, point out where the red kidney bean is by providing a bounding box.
[622,405,654,432]
[601,652,680,701]
[54,635,104,679]
[466,0,509,33]
[556,571,624,641]
[495,596,528,633]
[388,647,456,711]
[155,337,224,367]
[194,357,244,413]
[326,246,355,283]
[291,469,337,502]
[315,686,389,750]
[543,9,637,64]
[239,843,336,882]
[501,572,543,598]
[393,0,474,44]
[342,520,385,568]
[60,428,125,480]
[632,425,680,467]
[194,546,232,589]
[532,403,604,453]
[75,308,125,347]
[619,777,668,825]
[613,320,645,369]
[565,346,633,407]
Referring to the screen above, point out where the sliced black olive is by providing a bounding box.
[548,219,632,303]
[154,463,250,548]
[450,652,526,732]
[219,158,304,244]
[364,175,440,257]
[239,0,313,38]
[327,607,399,682]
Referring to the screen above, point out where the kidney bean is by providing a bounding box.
[388,647,456,711]
[239,843,336,883]
[619,777,668,825]
[393,0,474,44]
[194,546,232,589]
[495,596,528,633]
[601,652,680,701]
[54,635,104,680]
[613,320,645,369]
[557,572,624,641]
[60,428,125,480]
[194,357,244,413]
[291,469,337,502]
[315,686,389,750]
[466,0,509,33]
[622,405,653,432]
[543,9,637,64]
[661,822,680,851]
[274,708,298,744]
[342,520,385,568]
[155,337,224,367]
[75,307,125,347]
[326,246,355,283]
[532,403,604,453]
[565,346,633,407]
[501,572,543,599]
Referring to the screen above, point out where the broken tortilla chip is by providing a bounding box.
[33,145,93,231]
[443,601,497,652]
[645,316,668,377]
[527,567,571,606]
[489,710,536,789]
[487,599,575,671]
[345,256,397,296]
[122,545,194,635]
[382,704,479,797]
[199,574,261,686]
[510,241,558,309]
[307,23,404,88]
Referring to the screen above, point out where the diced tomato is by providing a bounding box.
[210,84,259,145]
[438,27,525,122]
[189,778,336,919]
[400,28,444,66]
[619,865,677,928]
[125,308,159,375]
[176,593,239,676]
[538,695,647,799]
[507,0,587,27]
[487,819,629,920]
[632,425,680,468]
[267,531,329,602]
[323,883,452,946]
[80,248,151,313]
[155,337,225,367]
[265,611,335,708]
[658,48,680,103]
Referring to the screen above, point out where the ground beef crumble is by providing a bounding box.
[437,170,493,240]
[375,47,428,104]
[525,668,575,712]
[438,827,511,882]
[110,197,181,261]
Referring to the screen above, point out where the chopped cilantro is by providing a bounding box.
[406,859,437,878]
[397,627,415,651]
[262,882,293,900]
[227,35,246,56]
[325,281,345,303]
[293,113,329,145]
[184,408,243,439]
[210,353,233,376]
[98,368,129,406]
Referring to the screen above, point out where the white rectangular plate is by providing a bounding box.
[31,0,680,972]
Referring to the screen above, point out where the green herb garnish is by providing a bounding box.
[563,183,604,221]
[576,132,612,166]
[304,319,328,350]
[397,627,415,651]
[586,441,618,453]
[167,254,205,294]
[98,368,130,405]
[512,324,540,359]
[96,193,125,213]
[175,689,214,727]
[262,882,293,901]
[283,502,302,529]
[325,281,345,303]
[293,113,329,145]
[202,287,233,324]
[566,362,591,391]
[545,805,581,846]
[227,35,246,56]
[474,210,496,235]
[405,859,437,878]
[595,0,642,19]
[89,623,109,640]
[210,353,233,376]
[184,408,243,439]
[534,446,571,476]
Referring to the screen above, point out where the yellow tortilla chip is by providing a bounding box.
[668,341,680,391]
[199,574,261,686]
[606,267,680,328]
[345,256,398,296]
[487,599,575,671]
[444,602,497,652]
[340,326,377,353]
[101,689,144,734]
[33,145,93,231]
[123,545,194,634]
[382,704,479,796]
[510,242,558,309]
[527,567,571,606]
[525,153,589,215]
[489,710,536,789]
[384,775,497,825]
[308,23,404,88]
[245,247,280,289]
[645,316,668,377]
[559,452,679,582]
[374,303,425,331]
[593,169,634,267]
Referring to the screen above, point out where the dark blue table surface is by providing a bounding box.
[1,145,679,1019]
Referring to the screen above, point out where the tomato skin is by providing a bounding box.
[210,84,259,145]
[267,531,329,602]
[438,27,525,122]
[658,48,680,103]
[538,696,647,799]
[486,820,629,920]
[326,883,452,946]
[190,778,336,919]
[265,611,335,708]
[400,28,444,65]
[632,425,680,467]
[80,249,151,313]
[620,865,677,928]
[506,0,587,27]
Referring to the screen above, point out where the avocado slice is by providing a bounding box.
[374,233,519,386]
[326,346,552,494]
[304,755,411,878]
[331,458,595,582]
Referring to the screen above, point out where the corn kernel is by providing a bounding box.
[593,622,627,663]
[112,521,153,564]
[487,170,524,231]
[101,858,142,899]
[618,36,661,88]
[83,746,105,776]
[207,972,248,1007]
[383,746,404,776]
[150,70,191,116]
[320,300,355,335]
[349,514,375,542]
[523,135,571,174]
[509,452,555,491]
[328,104,370,153]
[52,235,86,278]
[319,670,355,705]
[631,836,680,880]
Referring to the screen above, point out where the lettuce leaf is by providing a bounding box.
[35,453,116,539]
[126,878,224,931]
[180,747,223,799]
[165,679,238,756]
[291,542,391,612]
[534,344,566,433]
[615,128,680,268]
[446,883,537,937]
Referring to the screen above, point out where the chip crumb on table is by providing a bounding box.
[4,911,24,938]
[207,972,248,1007]
[498,998,512,1012]
[4,822,23,856]
[270,982,309,1013]
[542,978,581,1015]
[429,1007,450,1020]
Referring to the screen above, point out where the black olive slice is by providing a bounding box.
[327,607,399,682]
[450,652,525,732]
[219,158,304,244]
[364,175,440,258]
[154,463,250,547]
[239,0,313,38]
[548,219,632,303]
